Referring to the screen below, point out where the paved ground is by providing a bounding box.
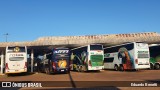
[0,70,160,90]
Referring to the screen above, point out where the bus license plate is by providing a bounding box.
[96,67,99,69]
[61,70,64,72]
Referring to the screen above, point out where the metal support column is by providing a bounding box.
[1,51,4,74]
[31,49,34,73]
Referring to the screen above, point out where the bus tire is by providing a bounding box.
[155,64,160,70]
[77,65,80,72]
[80,66,84,72]
[83,66,87,72]
[120,65,124,71]
[79,66,83,72]
[150,63,154,70]
[114,65,118,71]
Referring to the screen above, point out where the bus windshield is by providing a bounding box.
[136,43,148,49]
[90,45,103,50]
[53,49,70,59]
[7,47,26,53]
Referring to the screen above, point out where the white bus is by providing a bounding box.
[70,44,104,71]
[104,42,150,71]
[5,46,27,74]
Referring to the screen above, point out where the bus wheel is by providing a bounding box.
[155,64,160,70]
[78,66,83,72]
[83,66,87,72]
[77,66,80,72]
[114,65,118,71]
[150,63,154,70]
[120,65,124,71]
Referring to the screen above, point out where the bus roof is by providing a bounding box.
[104,42,147,49]
[71,44,102,51]
[6,46,27,47]
[149,44,160,47]
[53,48,69,49]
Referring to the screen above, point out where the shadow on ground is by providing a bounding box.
[6,72,35,77]
[103,69,147,72]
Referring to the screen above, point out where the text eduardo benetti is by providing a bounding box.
[131,82,158,87]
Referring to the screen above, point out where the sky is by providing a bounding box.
[0,0,160,42]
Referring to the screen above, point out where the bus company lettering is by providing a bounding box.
[138,51,148,54]
[54,50,69,53]
[9,54,24,57]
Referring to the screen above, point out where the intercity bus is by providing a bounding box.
[104,42,150,71]
[40,48,70,74]
[5,46,27,74]
[70,44,104,72]
[149,44,160,69]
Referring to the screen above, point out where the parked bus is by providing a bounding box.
[70,44,104,72]
[149,44,160,69]
[40,48,70,74]
[5,46,27,74]
[104,42,150,71]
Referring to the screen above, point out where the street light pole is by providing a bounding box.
[4,33,9,42]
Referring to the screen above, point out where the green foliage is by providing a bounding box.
[155,55,160,62]
[150,55,160,64]
[150,57,156,64]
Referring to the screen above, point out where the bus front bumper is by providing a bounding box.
[135,64,150,69]
[54,68,69,73]
[5,68,27,74]
[88,66,104,70]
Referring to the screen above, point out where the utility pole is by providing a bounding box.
[4,33,9,42]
